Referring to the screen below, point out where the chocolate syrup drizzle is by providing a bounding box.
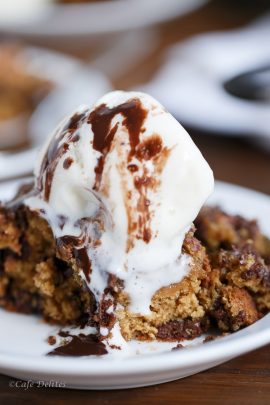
[9,97,168,264]
[57,233,92,283]
[74,246,92,283]
[133,135,165,244]
[36,99,165,250]
[63,157,74,169]
[88,98,162,246]
[89,98,147,190]
[38,111,88,201]
[48,330,107,357]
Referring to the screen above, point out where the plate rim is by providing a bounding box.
[0,313,270,376]
[0,0,208,37]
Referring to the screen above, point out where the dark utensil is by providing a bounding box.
[224,65,270,102]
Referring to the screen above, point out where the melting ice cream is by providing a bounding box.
[26,91,214,314]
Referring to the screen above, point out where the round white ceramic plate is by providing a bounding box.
[0,0,207,39]
[0,46,111,181]
[0,179,269,390]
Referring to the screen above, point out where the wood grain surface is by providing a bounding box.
[0,1,270,403]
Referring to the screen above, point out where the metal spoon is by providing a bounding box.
[224,65,270,102]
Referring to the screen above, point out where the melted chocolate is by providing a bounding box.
[133,173,156,244]
[132,137,171,245]
[127,164,138,172]
[57,236,91,283]
[63,157,74,169]
[38,111,87,201]
[89,98,147,190]
[58,331,70,338]
[74,247,91,283]
[48,331,107,357]
[135,135,163,161]
[94,156,105,191]
[57,235,82,249]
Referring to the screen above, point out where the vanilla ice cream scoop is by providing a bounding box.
[27,91,214,314]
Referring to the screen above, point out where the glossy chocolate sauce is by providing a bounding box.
[63,157,74,169]
[74,247,91,283]
[57,235,91,283]
[48,330,107,357]
[89,98,147,190]
[88,98,163,246]
[38,111,87,201]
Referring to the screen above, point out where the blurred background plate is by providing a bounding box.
[0,45,111,181]
[0,0,208,43]
[142,13,270,144]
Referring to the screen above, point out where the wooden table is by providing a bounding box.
[1,1,270,403]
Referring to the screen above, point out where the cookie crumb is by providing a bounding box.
[172,343,184,351]
[47,335,56,345]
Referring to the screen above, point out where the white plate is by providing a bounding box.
[0,179,270,389]
[0,46,111,181]
[0,0,207,40]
